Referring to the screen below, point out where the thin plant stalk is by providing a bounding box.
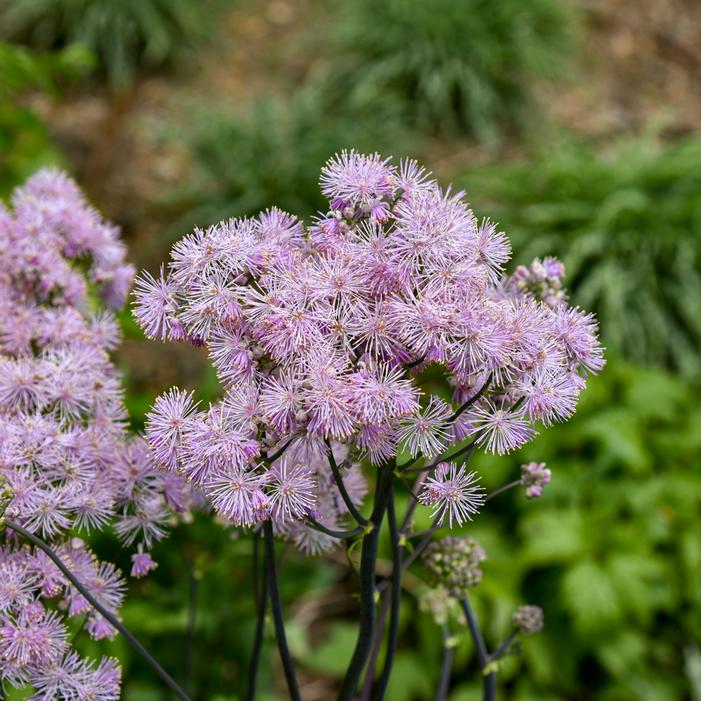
[359,591,391,701]
[449,374,492,422]
[326,439,369,525]
[491,630,518,662]
[436,626,455,701]
[460,595,496,701]
[263,520,301,701]
[4,518,192,701]
[372,491,402,701]
[338,465,394,701]
[306,517,366,539]
[485,480,521,502]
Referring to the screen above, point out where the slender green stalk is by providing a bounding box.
[4,518,192,701]
[326,439,369,525]
[263,520,301,701]
[485,480,522,502]
[372,492,402,701]
[436,626,455,701]
[359,591,391,701]
[460,596,496,701]
[338,466,394,701]
[306,517,366,539]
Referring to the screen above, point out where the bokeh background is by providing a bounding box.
[2,0,701,699]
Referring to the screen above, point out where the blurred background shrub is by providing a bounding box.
[0,41,91,195]
[1,0,700,698]
[0,0,220,90]
[320,0,574,141]
[174,89,414,228]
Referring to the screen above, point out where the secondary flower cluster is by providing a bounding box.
[521,461,551,499]
[422,536,486,597]
[512,604,544,635]
[135,151,603,545]
[0,170,190,699]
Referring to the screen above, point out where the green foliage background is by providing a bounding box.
[1,0,700,699]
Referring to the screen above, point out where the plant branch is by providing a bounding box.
[326,439,369,525]
[306,517,367,540]
[3,518,192,701]
[490,630,518,662]
[263,520,301,701]
[359,590,391,701]
[436,626,455,701]
[338,465,394,701]
[377,515,441,595]
[459,595,496,701]
[399,439,478,476]
[449,373,492,422]
[264,436,297,464]
[485,480,521,503]
[371,491,402,701]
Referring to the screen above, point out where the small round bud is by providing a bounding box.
[512,605,544,635]
[521,462,551,499]
[419,586,458,626]
[422,536,486,597]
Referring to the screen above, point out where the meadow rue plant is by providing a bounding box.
[0,170,192,700]
[133,150,604,700]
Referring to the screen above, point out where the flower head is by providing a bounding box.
[422,536,486,597]
[512,604,544,635]
[129,151,603,552]
[521,461,551,499]
[419,463,485,527]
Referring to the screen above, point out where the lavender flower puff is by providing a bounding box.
[0,171,191,700]
[134,150,604,554]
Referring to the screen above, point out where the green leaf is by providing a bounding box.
[562,560,621,633]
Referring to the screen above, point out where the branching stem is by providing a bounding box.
[371,492,401,701]
[338,466,394,701]
[326,439,369,526]
[4,518,192,701]
[460,595,496,701]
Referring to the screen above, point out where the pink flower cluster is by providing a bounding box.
[135,151,604,544]
[0,170,190,699]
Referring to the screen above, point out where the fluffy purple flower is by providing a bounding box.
[521,461,552,499]
[145,388,199,470]
[132,151,603,542]
[267,459,316,522]
[320,150,395,208]
[397,397,452,458]
[419,463,485,527]
[465,400,537,455]
[130,550,158,578]
[0,172,190,695]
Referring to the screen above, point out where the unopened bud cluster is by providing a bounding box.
[509,256,567,308]
[422,536,486,597]
[512,605,544,635]
[521,462,551,499]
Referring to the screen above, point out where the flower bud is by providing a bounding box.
[521,462,551,499]
[512,605,544,635]
[422,536,486,597]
